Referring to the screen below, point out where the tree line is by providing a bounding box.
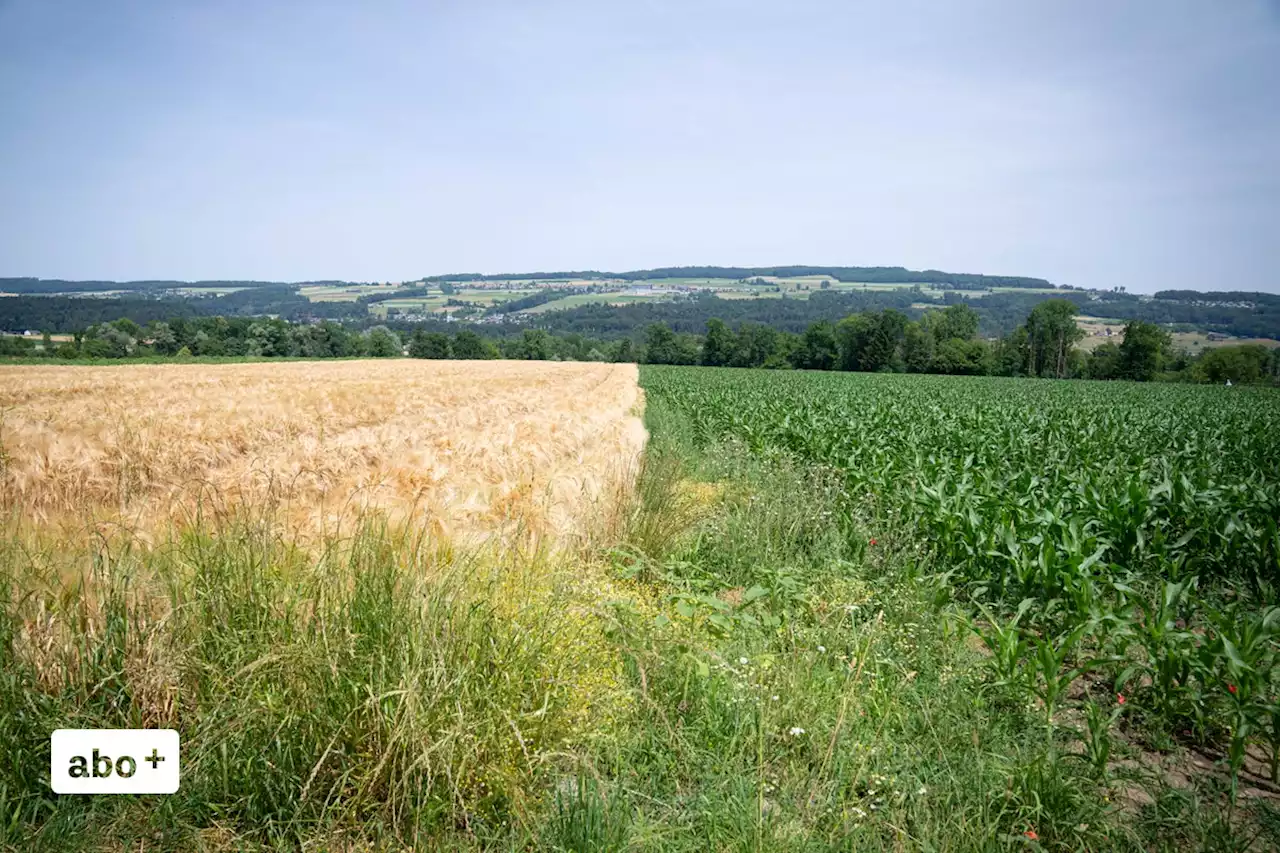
[633,300,1279,384]
[6,299,1277,384]
[0,316,623,363]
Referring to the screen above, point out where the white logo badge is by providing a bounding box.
[51,730,180,794]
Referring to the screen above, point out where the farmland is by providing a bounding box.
[367,292,510,318]
[519,292,667,314]
[297,282,406,302]
[2,362,1279,850]
[1077,315,1280,353]
[0,360,643,545]
[292,277,1032,321]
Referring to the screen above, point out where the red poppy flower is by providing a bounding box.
[869,538,877,546]
[1025,829,1039,840]
[1117,694,1125,705]
[1228,684,1237,695]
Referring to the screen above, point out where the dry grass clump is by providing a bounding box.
[0,360,645,548]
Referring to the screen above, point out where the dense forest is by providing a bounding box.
[0,289,365,331]
[1152,290,1280,305]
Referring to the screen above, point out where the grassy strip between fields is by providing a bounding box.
[2,385,1277,850]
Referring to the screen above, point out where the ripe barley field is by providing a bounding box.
[0,359,645,547]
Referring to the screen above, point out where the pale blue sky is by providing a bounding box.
[1,1,1277,291]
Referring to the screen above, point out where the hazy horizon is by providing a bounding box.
[2,1,1278,293]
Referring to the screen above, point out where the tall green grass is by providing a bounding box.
[1,515,632,851]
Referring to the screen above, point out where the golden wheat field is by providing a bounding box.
[0,360,646,546]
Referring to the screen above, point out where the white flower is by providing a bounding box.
[852,807,867,819]
[771,695,779,701]
[739,656,749,666]
[917,786,927,796]
[817,645,827,653]
[788,726,806,736]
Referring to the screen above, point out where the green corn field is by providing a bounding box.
[642,366,1280,794]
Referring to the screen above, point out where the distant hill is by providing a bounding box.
[0,278,305,294]
[417,265,1054,290]
[3,271,1278,342]
[0,288,365,332]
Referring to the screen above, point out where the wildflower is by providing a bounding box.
[1025,829,1038,840]
[916,786,927,796]
[852,807,867,819]
[789,726,806,736]
[771,694,780,702]
[817,645,827,653]
[1116,693,1125,705]
[869,538,878,546]
[1228,684,1237,695]
[739,656,749,666]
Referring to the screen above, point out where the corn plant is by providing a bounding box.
[1074,698,1126,781]
[971,598,1035,691]
[1028,623,1099,754]
[1116,579,1201,730]
[1204,605,1280,800]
